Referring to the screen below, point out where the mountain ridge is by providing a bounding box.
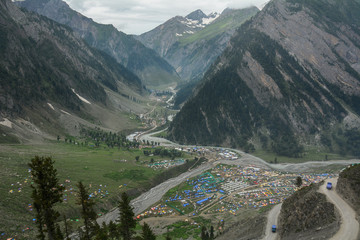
[16,0,181,88]
[137,7,259,82]
[168,0,360,156]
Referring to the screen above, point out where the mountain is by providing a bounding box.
[168,0,360,157]
[15,0,181,88]
[0,0,145,141]
[137,9,221,58]
[137,8,259,81]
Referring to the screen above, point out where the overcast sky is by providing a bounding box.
[63,0,269,35]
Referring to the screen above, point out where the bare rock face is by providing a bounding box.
[278,184,340,240]
[253,0,360,96]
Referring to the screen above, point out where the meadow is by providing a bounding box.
[0,141,191,239]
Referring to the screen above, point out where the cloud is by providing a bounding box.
[63,0,268,35]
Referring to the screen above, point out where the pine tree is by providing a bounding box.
[295,176,302,188]
[94,222,108,240]
[141,222,156,240]
[108,220,119,239]
[76,181,97,240]
[29,156,64,240]
[55,224,64,240]
[201,226,209,240]
[118,192,136,240]
[209,226,214,239]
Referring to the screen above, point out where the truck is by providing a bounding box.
[326,182,332,190]
[272,225,277,233]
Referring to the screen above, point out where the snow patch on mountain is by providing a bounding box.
[0,118,13,128]
[61,110,71,116]
[202,13,220,25]
[47,103,55,110]
[71,88,91,104]
[180,12,220,29]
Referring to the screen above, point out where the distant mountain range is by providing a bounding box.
[137,8,259,81]
[169,0,360,157]
[15,0,181,88]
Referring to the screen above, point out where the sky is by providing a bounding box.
[63,0,269,35]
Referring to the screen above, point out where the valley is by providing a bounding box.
[1,0,360,239]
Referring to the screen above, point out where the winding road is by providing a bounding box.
[318,178,360,240]
[263,203,282,240]
[262,178,360,240]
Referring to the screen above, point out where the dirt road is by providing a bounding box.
[262,203,282,240]
[319,178,360,240]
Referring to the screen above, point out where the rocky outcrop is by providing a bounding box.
[278,184,340,240]
[337,164,360,216]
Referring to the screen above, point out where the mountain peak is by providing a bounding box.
[186,9,207,21]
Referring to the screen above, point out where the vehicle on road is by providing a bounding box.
[272,225,277,233]
[326,182,332,190]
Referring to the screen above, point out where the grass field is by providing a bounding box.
[0,142,191,239]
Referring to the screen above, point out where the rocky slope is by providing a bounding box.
[336,164,360,216]
[0,0,145,141]
[137,8,258,81]
[278,184,340,240]
[16,0,181,87]
[168,0,360,156]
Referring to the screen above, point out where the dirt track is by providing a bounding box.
[261,179,360,240]
[319,178,360,240]
[262,203,282,240]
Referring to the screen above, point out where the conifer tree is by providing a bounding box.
[118,192,136,240]
[201,226,208,240]
[55,224,64,240]
[295,176,303,188]
[108,220,119,239]
[209,226,214,239]
[29,156,64,240]
[141,222,156,240]
[76,181,97,240]
[94,222,108,240]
